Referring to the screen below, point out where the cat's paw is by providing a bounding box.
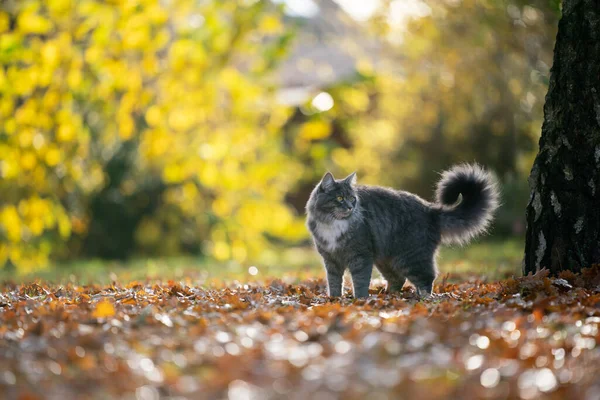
[386,285,405,295]
[415,289,437,301]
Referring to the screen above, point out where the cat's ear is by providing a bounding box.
[320,172,335,191]
[343,172,357,186]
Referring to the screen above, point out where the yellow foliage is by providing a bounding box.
[18,10,53,34]
[299,120,332,141]
[145,106,162,127]
[1,0,302,269]
[212,241,230,261]
[45,147,62,166]
[342,88,370,113]
[1,206,21,242]
[0,12,9,34]
[259,14,284,34]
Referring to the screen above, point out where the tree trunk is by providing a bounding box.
[524,0,600,275]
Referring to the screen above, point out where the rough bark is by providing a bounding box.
[524,0,600,275]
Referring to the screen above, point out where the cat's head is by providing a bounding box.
[307,172,358,221]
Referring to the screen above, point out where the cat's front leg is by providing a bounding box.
[323,259,345,297]
[349,258,373,298]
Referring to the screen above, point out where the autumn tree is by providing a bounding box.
[285,0,558,235]
[0,0,305,269]
[524,0,600,274]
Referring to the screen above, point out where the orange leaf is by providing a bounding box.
[92,299,115,318]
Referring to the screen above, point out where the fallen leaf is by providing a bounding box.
[92,299,115,318]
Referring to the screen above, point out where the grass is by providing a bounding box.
[437,237,523,279]
[0,237,524,285]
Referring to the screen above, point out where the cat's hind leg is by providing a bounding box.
[405,256,438,297]
[376,261,406,294]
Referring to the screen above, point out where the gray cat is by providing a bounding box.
[305,164,499,298]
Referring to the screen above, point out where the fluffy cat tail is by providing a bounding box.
[436,164,500,245]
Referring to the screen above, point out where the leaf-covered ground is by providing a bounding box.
[2,267,600,400]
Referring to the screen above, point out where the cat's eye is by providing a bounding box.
[337,196,343,202]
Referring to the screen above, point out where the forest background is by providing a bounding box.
[0,0,560,274]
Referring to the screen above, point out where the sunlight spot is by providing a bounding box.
[480,368,500,388]
[502,321,516,331]
[216,331,232,343]
[228,380,261,400]
[289,348,309,367]
[212,346,225,357]
[306,343,323,357]
[466,354,484,370]
[140,358,154,373]
[225,342,241,356]
[241,337,254,348]
[552,348,565,361]
[389,0,432,27]
[2,371,16,385]
[519,342,537,359]
[536,368,557,392]
[155,313,173,327]
[311,92,334,112]
[334,0,380,21]
[294,331,309,342]
[248,266,259,276]
[276,87,312,106]
[302,365,323,381]
[335,340,351,354]
[194,340,207,354]
[476,336,490,350]
[48,361,62,375]
[136,385,159,400]
[273,0,319,18]
[75,346,85,357]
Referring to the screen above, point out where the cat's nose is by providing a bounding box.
[347,206,353,211]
